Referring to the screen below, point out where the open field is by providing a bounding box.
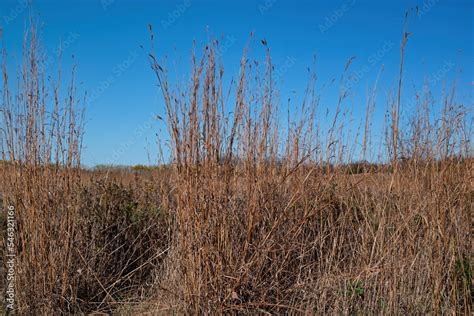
[1,17,473,315]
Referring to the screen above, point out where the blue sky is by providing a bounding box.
[0,0,472,166]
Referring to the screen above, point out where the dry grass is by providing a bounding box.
[0,19,472,315]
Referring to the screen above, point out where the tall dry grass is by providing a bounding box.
[147,24,472,314]
[0,18,471,315]
[0,23,171,314]
[0,22,86,313]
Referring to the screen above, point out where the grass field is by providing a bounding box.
[0,19,472,314]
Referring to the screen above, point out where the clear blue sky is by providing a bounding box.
[1,0,472,166]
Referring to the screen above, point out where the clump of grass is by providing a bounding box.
[0,21,171,314]
[148,21,472,314]
[1,20,85,313]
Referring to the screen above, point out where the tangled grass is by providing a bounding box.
[0,19,472,314]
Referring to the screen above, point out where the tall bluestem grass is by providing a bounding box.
[148,23,472,314]
[0,16,471,314]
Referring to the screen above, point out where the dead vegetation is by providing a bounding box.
[0,19,472,314]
